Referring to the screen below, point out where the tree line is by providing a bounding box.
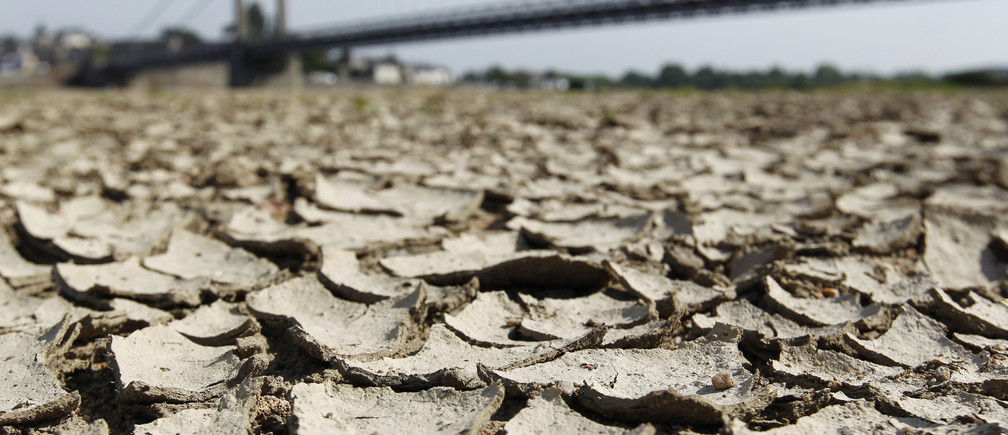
[463,63,1008,90]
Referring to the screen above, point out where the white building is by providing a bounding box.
[31,27,98,66]
[346,56,454,86]
[531,74,570,91]
[372,62,403,85]
[404,64,455,86]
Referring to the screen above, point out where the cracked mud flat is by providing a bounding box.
[1,89,1008,434]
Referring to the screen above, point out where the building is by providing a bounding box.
[404,63,455,86]
[372,62,403,84]
[0,39,40,76]
[345,55,455,86]
[26,26,99,69]
[530,73,570,91]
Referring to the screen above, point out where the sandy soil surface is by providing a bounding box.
[1,88,1008,434]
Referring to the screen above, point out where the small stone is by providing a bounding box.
[712,372,735,390]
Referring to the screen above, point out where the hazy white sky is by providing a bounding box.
[4,0,1006,76]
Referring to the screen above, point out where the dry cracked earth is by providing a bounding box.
[1,89,1008,434]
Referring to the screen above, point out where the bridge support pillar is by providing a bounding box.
[275,0,302,89]
[228,49,246,87]
[283,55,303,89]
[229,53,303,88]
[227,0,301,88]
[338,47,352,83]
[230,0,248,87]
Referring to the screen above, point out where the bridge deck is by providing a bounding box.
[103,0,924,71]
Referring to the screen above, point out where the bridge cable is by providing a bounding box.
[127,0,177,41]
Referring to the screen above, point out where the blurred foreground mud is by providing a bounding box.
[2,89,1008,433]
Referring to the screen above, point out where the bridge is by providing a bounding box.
[79,0,939,87]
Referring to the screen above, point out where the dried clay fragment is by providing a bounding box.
[474,252,609,291]
[318,246,417,303]
[605,260,734,317]
[109,324,247,403]
[0,229,50,291]
[601,318,682,349]
[378,232,520,285]
[528,200,644,223]
[143,229,279,291]
[834,183,915,219]
[663,244,705,279]
[314,174,483,223]
[1,277,172,338]
[504,388,656,434]
[0,280,70,334]
[507,214,651,252]
[480,325,779,425]
[777,260,844,286]
[517,291,652,341]
[338,324,604,390]
[247,275,425,361]
[954,333,1008,353]
[290,382,503,434]
[693,299,849,340]
[852,212,921,254]
[78,298,174,340]
[132,378,262,435]
[923,186,1008,290]
[728,400,929,434]
[223,205,444,254]
[930,288,1008,339]
[764,276,881,327]
[14,200,113,263]
[170,300,260,346]
[826,256,934,305]
[1,180,54,202]
[770,344,903,388]
[892,392,1008,427]
[55,257,206,307]
[0,316,80,426]
[843,305,973,368]
[15,198,191,263]
[444,290,528,347]
[729,243,792,282]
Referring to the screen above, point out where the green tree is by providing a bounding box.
[739,71,764,89]
[619,70,654,88]
[485,65,509,84]
[812,63,844,87]
[656,63,688,88]
[512,70,532,88]
[945,69,1008,87]
[789,72,811,89]
[765,67,788,88]
[461,71,482,82]
[693,66,721,90]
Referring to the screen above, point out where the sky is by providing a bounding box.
[3,0,1006,76]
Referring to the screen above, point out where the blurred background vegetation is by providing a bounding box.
[455,62,1008,91]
